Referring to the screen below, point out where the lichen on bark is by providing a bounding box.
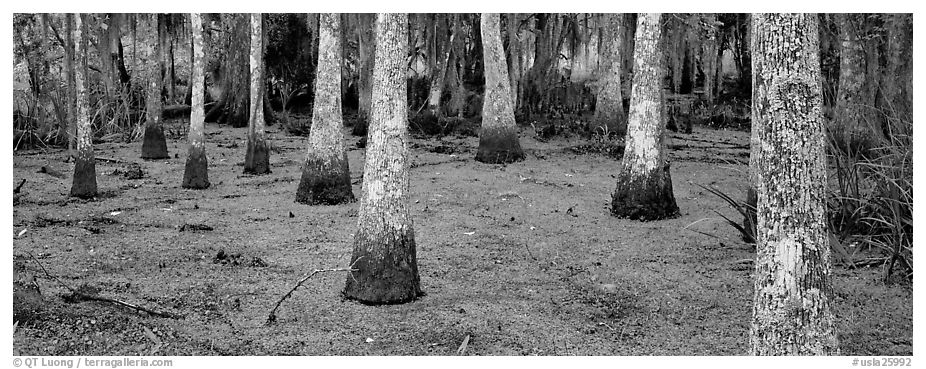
[749,13,838,356]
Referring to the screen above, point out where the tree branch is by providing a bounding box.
[266,257,362,325]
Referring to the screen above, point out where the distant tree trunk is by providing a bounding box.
[668,21,684,93]
[352,13,376,136]
[70,13,97,199]
[475,13,525,164]
[833,13,879,155]
[344,13,422,304]
[296,13,354,205]
[701,14,720,104]
[183,13,210,189]
[593,13,627,136]
[505,13,521,109]
[244,13,271,175]
[446,14,466,117]
[158,14,175,104]
[65,13,77,156]
[108,14,131,88]
[206,14,250,127]
[427,14,451,115]
[749,13,838,355]
[881,14,912,123]
[610,13,679,221]
[141,14,169,159]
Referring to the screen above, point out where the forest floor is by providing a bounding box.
[12,120,912,355]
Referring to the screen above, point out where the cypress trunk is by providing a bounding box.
[244,13,271,175]
[183,13,210,189]
[70,13,97,199]
[749,13,838,355]
[610,13,679,221]
[701,14,720,105]
[593,13,627,136]
[206,15,250,127]
[352,13,376,136]
[506,13,521,110]
[296,13,354,205]
[65,13,77,156]
[141,13,169,159]
[344,13,422,304]
[833,13,878,155]
[475,13,524,164]
[426,15,451,116]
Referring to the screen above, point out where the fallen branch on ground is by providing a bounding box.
[25,252,181,319]
[266,257,362,325]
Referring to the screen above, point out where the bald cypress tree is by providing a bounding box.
[295,13,354,205]
[182,13,210,189]
[593,13,627,136]
[70,13,97,198]
[475,13,524,164]
[243,13,271,175]
[344,13,421,304]
[749,13,838,355]
[141,13,169,159]
[610,13,679,220]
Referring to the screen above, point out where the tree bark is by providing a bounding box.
[65,13,77,156]
[749,13,838,355]
[351,13,376,136]
[880,14,912,124]
[701,14,720,104]
[475,13,525,164]
[244,13,271,175]
[141,13,169,159]
[610,13,679,221]
[296,13,355,205]
[505,13,521,110]
[446,14,466,117]
[70,13,97,198]
[183,13,210,189]
[344,13,422,304]
[426,14,452,115]
[593,13,627,136]
[833,13,879,155]
[206,14,250,128]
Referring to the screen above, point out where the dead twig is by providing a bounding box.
[456,334,470,355]
[14,179,26,193]
[24,252,181,319]
[266,257,363,325]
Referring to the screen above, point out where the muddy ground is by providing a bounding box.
[11,121,912,355]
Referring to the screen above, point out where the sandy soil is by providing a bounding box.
[11,121,912,355]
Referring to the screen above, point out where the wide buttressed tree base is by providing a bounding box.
[243,139,270,175]
[610,13,679,221]
[182,146,210,189]
[343,13,422,304]
[295,13,354,205]
[141,125,169,159]
[70,151,98,198]
[611,163,679,220]
[475,13,524,164]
